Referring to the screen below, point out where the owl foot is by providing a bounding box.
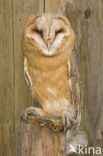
[61,112,77,130]
[21,107,44,123]
[21,107,64,132]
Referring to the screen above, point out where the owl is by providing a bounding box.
[22,13,81,131]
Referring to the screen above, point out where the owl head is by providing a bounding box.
[22,13,75,56]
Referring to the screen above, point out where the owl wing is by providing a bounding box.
[68,49,81,127]
[24,57,33,88]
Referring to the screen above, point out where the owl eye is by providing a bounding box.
[32,28,43,36]
[55,29,64,35]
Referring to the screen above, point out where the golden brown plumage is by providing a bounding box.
[22,13,81,129]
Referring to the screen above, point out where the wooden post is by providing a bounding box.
[20,113,88,156]
[20,115,66,156]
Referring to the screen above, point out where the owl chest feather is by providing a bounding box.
[27,52,72,115]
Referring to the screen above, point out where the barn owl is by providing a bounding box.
[22,13,81,132]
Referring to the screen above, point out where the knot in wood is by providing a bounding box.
[85,9,91,19]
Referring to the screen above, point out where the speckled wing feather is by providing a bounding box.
[68,49,81,128]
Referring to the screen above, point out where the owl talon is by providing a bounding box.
[21,106,46,124]
[21,112,29,123]
[28,112,38,117]
[62,112,76,129]
[21,107,38,123]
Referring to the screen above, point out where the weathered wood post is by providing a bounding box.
[20,113,88,156]
[20,114,66,156]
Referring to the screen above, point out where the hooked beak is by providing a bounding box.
[45,37,53,49]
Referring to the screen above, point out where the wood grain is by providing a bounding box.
[20,120,65,156]
[0,0,15,155]
[45,0,59,13]
[45,0,65,13]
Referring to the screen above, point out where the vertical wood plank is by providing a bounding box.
[90,0,103,144]
[80,0,102,145]
[12,0,44,155]
[0,0,15,155]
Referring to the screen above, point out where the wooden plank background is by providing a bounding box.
[0,0,103,155]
